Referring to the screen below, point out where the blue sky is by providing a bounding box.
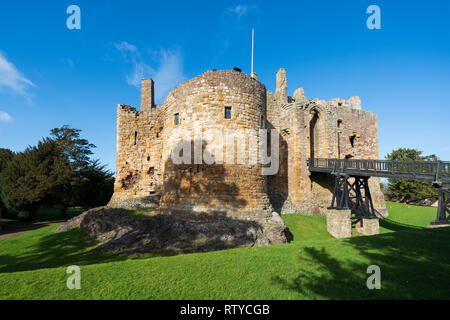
[0,0,449,173]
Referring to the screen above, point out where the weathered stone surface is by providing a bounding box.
[355,218,380,235]
[293,87,304,101]
[114,195,160,210]
[275,68,288,105]
[270,211,284,224]
[326,209,352,238]
[141,78,154,111]
[267,69,387,217]
[55,207,290,255]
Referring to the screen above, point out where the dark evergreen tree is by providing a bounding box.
[50,125,95,171]
[0,139,72,220]
[0,126,114,221]
[0,148,14,223]
[75,159,114,208]
[386,148,438,203]
[49,126,114,211]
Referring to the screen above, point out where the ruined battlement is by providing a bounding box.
[118,104,138,113]
[328,96,362,110]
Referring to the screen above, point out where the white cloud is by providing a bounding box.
[152,49,185,101]
[211,4,259,66]
[0,51,35,96]
[0,110,13,123]
[115,41,153,87]
[115,41,137,53]
[64,58,74,67]
[114,42,186,103]
[224,4,258,20]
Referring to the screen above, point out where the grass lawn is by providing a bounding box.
[1,207,85,224]
[0,201,449,299]
[0,207,86,232]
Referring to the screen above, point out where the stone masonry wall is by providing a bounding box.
[266,68,387,216]
[158,70,272,220]
[108,103,164,206]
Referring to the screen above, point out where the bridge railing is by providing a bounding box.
[309,158,450,183]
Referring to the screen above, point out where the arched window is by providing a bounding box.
[309,111,319,159]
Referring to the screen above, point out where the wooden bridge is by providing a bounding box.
[308,158,450,226]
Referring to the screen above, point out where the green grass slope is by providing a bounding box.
[0,202,449,299]
[379,201,438,232]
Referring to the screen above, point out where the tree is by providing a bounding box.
[0,149,14,229]
[49,126,113,211]
[0,139,72,220]
[0,126,114,220]
[50,125,95,171]
[386,148,438,203]
[0,148,13,169]
[49,126,97,216]
[75,159,114,208]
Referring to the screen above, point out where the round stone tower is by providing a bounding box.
[159,70,272,220]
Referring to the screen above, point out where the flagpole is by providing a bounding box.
[251,28,254,75]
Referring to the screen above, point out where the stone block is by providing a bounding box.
[355,218,379,235]
[326,209,352,238]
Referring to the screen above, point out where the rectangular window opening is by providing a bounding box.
[174,113,180,126]
[224,107,231,119]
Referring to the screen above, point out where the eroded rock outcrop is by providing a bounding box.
[55,207,290,255]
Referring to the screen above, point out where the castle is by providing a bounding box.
[108,68,387,225]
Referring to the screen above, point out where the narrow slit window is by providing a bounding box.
[134,131,138,145]
[349,134,356,148]
[174,113,180,126]
[224,107,231,119]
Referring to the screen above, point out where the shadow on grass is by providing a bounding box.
[0,210,266,273]
[0,208,87,237]
[272,227,450,299]
[379,218,424,232]
[0,227,169,273]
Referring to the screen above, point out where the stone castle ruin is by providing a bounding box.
[107,68,387,245]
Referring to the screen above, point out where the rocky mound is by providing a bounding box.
[55,207,290,255]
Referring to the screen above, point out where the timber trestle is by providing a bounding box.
[309,158,450,226]
[328,174,377,225]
